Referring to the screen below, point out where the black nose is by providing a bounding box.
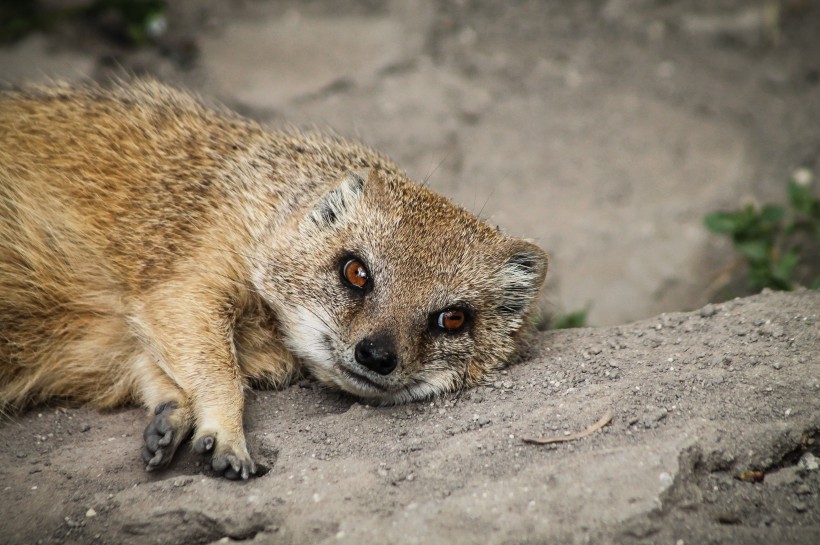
[354,334,398,375]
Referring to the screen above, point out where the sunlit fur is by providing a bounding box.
[0,80,548,471]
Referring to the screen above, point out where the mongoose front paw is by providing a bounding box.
[193,433,256,480]
[141,401,190,470]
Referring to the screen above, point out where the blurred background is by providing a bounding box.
[2,0,818,326]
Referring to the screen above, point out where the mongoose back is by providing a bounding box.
[0,80,548,479]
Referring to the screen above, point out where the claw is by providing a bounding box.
[194,435,215,454]
[230,456,242,474]
[148,449,165,467]
[158,429,173,447]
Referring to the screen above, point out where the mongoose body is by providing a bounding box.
[0,81,547,479]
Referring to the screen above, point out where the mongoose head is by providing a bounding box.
[252,169,548,404]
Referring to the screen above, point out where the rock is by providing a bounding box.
[798,452,818,471]
[199,12,425,109]
[790,500,808,513]
[795,483,811,495]
[642,407,668,428]
[764,466,799,487]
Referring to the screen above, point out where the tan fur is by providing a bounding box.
[0,80,547,478]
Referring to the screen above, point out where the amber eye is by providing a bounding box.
[342,258,369,290]
[437,309,466,332]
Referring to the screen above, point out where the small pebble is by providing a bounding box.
[795,483,811,495]
[86,508,97,518]
[798,452,818,471]
[643,408,668,427]
[791,500,807,513]
[700,304,717,318]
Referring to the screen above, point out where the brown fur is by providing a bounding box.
[0,80,547,478]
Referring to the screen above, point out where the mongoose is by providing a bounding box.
[0,80,548,479]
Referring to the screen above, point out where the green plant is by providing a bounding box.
[531,305,590,331]
[550,307,590,330]
[704,170,820,293]
[0,0,167,45]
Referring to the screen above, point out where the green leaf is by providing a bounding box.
[551,308,589,330]
[705,174,820,295]
[759,204,785,224]
[789,180,816,215]
[747,267,771,292]
[704,212,741,234]
[771,250,799,287]
[735,239,769,262]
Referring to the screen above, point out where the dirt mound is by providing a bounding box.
[2,290,817,544]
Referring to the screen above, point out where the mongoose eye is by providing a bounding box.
[436,309,467,333]
[341,258,370,290]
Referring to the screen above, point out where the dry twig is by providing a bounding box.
[522,410,613,445]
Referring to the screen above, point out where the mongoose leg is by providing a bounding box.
[134,279,256,480]
[189,376,255,480]
[135,354,194,469]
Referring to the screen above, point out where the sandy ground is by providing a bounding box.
[1,1,819,544]
[1,291,818,544]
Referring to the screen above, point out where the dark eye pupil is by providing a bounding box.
[438,310,465,331]
[343,258,369,289]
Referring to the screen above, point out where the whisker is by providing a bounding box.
[476,189,494,220]
[422,151,451,187]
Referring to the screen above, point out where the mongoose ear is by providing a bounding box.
[306,170,368,230]
[497,240,549,316]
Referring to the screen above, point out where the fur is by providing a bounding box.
[0,80,548,478]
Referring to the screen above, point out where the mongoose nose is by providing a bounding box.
[354,334,398,375]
